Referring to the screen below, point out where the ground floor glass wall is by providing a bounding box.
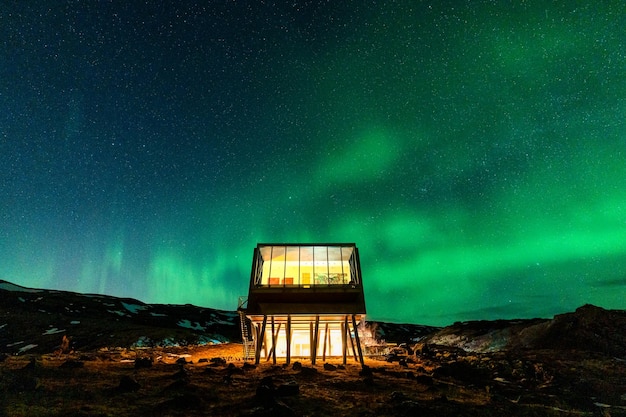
[264,328,345,358]
[255,318,359,360]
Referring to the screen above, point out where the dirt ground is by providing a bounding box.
[1,343,625,417]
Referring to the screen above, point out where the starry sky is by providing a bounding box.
[1,1,625,326]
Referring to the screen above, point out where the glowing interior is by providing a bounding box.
[259,320,354,358]
[255,245,358,286]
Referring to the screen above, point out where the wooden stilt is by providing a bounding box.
[312,315,320,365]
[255,316,267,365]
[342,316,348,365]
[285,315,291,365]
[253,323,259,362]
[352,315,364,366]
[266,317,275,362]
[309,322,314,363]
[348,319,357,361]
[262,324,268,359]
[328,323,333,357]
[275,323,282,360]
[266,320,281,363]
[322,322,329,361]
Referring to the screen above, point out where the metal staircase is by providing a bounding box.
[238,296,254,360]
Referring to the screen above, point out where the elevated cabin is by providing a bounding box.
[238,243,366,365]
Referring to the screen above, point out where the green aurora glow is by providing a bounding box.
[1,1,624,325]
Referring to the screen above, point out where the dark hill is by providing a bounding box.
[0,280,241,354]
[422,304,626,357]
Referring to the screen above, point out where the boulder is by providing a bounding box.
[323,363,337,371]
[134,357,152,369]
[59,360,84,369]
[117,375,140,392]
[276,381,299,397]
[359,364,373,378]
[210,357,227,366]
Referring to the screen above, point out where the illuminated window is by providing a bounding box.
[262,323,348,358]
[254,244,359,287]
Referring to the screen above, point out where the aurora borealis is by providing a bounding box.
[1,1,625,326]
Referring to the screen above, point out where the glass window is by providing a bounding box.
[313,246,328,285]
[255,244,359,287]
[300,246,313,286]
[284,246,299,285]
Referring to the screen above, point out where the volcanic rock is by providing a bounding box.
[134,357,153,369]
[359,364,373,377]
[158,393,204,411]
[276,380,299,397]
[323,363,337,371]
[59,359,84,369]
[210,357,227,366]
[117,375,140,392]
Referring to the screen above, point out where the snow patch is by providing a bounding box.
[160,337,181,347]
[107,310,128,317]
[121,302,146,314]
[131,334,228,348]
[7,341,24,347]
[177,319,205,331]
[18,344,38,353]
[0,323,7,329]
[209,313,236,325]
[131,337,184,348]
[198,334,228,345]
[132,336,154,348]
[150,312,167,317]
[42,328,65,335]
[70,321,80,325]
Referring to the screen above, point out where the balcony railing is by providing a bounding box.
[238,296,248,309]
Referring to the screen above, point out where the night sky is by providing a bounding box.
[2,1,625,326]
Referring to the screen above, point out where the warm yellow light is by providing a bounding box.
[263,324,346,358]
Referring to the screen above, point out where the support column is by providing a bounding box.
[255,315,267,365]
[309,322,313,362]
[253,323,259,362]
[328,323,333,357]
[285,315,292,365]
[342,316,348,365]
[351,314,364,366]
[267,317,275,363]
[267,319,281,364]
[348,320,357,361]
[311,315,320,365]
[322,322,329,361]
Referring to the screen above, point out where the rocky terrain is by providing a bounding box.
[1,280,625,416]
